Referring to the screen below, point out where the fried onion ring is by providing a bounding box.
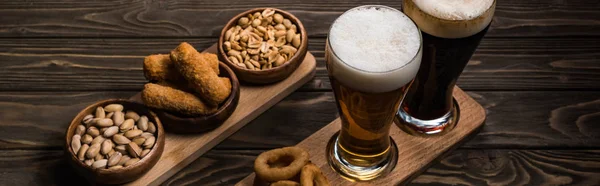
[270,180,300,186]
[301,163,330,186]
[254,147,309,182]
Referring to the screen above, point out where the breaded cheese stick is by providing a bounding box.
[170,42,231,106]
[143,53,219,82]
[141,83,217,116]
[143,54,182,82]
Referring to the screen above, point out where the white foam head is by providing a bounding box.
[404,0,496,38]
[327,5,422,93]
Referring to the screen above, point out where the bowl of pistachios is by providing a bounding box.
[64,99,165,184]
[218,7,308,84]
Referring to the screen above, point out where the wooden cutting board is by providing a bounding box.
[236,87,486,186]
[125,44,316,186]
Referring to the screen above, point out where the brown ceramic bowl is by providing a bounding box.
[65,99,165,185]
[218,7,308,84]
[153,61,240,134]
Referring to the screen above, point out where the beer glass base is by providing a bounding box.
[326,132,398,181]
[395,98,460,136]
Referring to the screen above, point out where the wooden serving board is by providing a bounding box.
[236,87,486,186]
[126,44,316,186]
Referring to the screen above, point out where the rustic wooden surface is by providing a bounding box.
[0,0,599,185]
[237,87,487,185]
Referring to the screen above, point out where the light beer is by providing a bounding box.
[396,0,496,135]
[325,5,421,180]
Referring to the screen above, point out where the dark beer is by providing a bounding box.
[397,0,495,134]
[325,5,422,180]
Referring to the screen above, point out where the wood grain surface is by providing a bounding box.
[159,149,600,186]
[1,38,599,91]
[2,91,599,150]
[0,0,598,37]
[235,87,486,186]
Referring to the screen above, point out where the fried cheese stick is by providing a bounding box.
[143,53,219,82]
[141,83,217,116]
[170,42,231,106]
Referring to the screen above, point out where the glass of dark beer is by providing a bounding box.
[396,0,496,135]
[325,5,422,181]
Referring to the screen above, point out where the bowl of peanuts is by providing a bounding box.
[218,7,308,84]
[64,99,165,184]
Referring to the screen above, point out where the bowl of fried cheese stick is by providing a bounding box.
[141,42,240,133]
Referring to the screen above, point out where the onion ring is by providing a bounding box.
[270,180,300,186]
[254,146,309,182]
[301,163,330,186]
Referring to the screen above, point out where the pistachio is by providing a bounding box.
[86,143,101,159]
[125,129,143,139]
[124,111,139,121]
[92,159,107,169]
[103,126,119,138]
[112,111,124,126]
[101,140,113,155]
[75,125,86,136]
[106,112,114,119]
[141,132,154,138]
[115,145,128,155]
[137,116,148,131]
[147,122,156,133]
[71,135,82,153]
[118,155,131,166]
[120,119,134,132]
[82,115,94,126]
[107,149,115,157]
[81,134,93,144]
[126,142,142,158]
[95,107,105,118]
[94,153,104,161]
[140,149,151,158]
[95,118,113,128]
[109,165,123,170]
[91,135,105,145]
[124,158,140,167]
[87,126,100,137]
[132,137,146,146]
[113,134,131,145]
[108,152,122,167]
[143,136,156,149]
[77,144,89,161]
[84,159,94,166]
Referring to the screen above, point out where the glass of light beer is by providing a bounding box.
[396,0,496,135]
[325,5,422,181]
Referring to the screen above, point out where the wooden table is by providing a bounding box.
[1,1,599,185]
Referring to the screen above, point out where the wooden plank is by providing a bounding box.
[1,91,599,150]
[236,87,486,185]
[3,149,598,186]
[159,149,600,186]
[0,0,597,37]
[123,50,316,186]
[1,38,599,91]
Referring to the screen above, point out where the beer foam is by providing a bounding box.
[413,0,494,21]
[403,0,495,38]
[328,5,421,93]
